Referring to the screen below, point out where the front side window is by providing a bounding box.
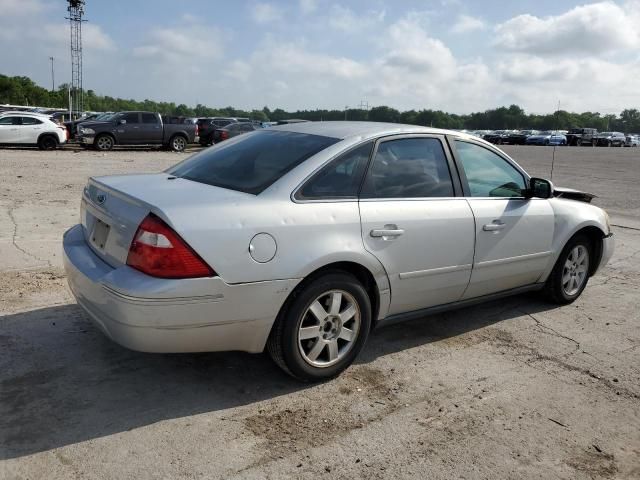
[455,141,526,197]
[169,130,340,195]
[297,142,373,200]
[361,137,454,198]
[121,112,140,124]
[0,117,17,125]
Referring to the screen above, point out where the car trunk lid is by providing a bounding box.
[81,173,254,268]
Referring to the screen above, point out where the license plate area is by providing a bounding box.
[91,218,110,250]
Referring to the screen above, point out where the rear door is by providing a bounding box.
[359,135,475,316]
[452,139,554,299]
[139,112,162,144]
[19,116,44,143]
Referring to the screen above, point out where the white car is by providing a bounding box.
[0,112,68,149]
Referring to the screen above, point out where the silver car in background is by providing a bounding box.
[63,122,614,381]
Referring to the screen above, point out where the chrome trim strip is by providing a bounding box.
[102,284,224,305]
[399,263,472,280]
[475,251,551,269]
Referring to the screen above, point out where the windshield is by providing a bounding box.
[168,130,340,194]
[95,113,114,121]
[600,132,612,136]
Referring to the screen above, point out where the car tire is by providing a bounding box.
[38,135,58,150]
[94,134,114,151]
[170,135,187,152]
[543,234,592,305]
[267,271,372,382]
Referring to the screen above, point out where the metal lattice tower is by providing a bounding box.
[66,0,86,117]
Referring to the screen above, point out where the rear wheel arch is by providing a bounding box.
[37,133,58,150]
[272,261,381,337]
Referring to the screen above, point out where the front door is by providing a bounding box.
[116,112,142,144]
[0,116,21,143]
[452,139,554,299]
[359,136,475,316]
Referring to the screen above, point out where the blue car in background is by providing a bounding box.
[525,131,567,146]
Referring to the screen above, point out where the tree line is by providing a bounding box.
[2,74,639,132]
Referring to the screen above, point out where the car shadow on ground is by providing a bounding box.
[0,293,555,460]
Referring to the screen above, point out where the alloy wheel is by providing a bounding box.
[562,245,589,296]
[297,290,361,368]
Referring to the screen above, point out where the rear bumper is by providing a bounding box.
[62,224,300,353]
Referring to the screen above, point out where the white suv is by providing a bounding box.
[0,112,68,149]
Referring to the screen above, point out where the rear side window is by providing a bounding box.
[21,117,43,125]
[169,130,340,194]
[297,142,373,200]
[361,138,454,198]
[141,113,158,124]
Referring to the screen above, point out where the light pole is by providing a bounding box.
[344,106,349,121]
[49,56,55,91]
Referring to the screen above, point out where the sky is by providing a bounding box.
[1,0,639,114]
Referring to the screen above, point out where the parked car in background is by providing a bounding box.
[213,121,258,143]
[66,112,113,138]
[483,130,511,144]
[197,117,237,146]
[566,128,598,146]
[0,111,68,149]
[507,130,540,145]
[625,134,640,147]
[63,121,614,381]
[525,131,567,146]
[595,132,626,147]
[76,111,198,152]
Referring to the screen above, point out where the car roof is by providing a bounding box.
[269,121,474,141]
[0,111,51,118]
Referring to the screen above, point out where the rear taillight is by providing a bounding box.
[221,130,229,140]
[126,214,215,279]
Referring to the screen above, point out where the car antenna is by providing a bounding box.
[550,99,560,182]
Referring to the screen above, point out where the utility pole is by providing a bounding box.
[66,0,86,118]
[344,106,349,121]
[49,56,55,91]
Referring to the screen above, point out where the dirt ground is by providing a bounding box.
[1,144,639,479]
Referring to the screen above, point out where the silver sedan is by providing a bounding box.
[63,122,614,381]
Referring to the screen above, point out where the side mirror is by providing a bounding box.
[118,119,126,125]
[526,177,553,199]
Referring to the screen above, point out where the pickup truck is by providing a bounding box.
[76,111,198,152]
[565,128,598,146]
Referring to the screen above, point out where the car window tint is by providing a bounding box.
[455,141,526,198]
[141,113,158,124]
[0,117,16,125]
[169,130,340,195]
[361,138,454,198]
[122,112,139,124]
[21,117,43,125]
[298,142,373,200]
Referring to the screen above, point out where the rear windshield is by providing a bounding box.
[168,130,340,194]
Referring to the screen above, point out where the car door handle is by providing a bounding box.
[483,220,506,231]
[370,226,405,238]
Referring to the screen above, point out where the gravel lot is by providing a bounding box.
[1,144,639,479]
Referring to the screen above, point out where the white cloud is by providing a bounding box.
[494,1,640,55]
[328,5,386,32]
[299,0,317,15]
[251,3,282,24]
[451,14,486,34]
[1,0,46,16]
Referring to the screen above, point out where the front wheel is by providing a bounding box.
[267,272,371,382]
[170,135,187,152]
[94,134,114,151]
[544,234,591,304]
